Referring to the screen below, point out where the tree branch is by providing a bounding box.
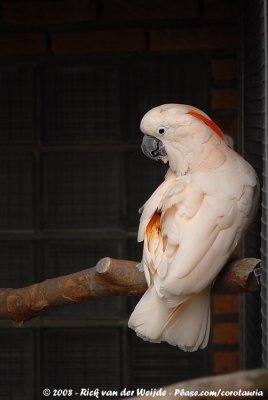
[0,257,260,325]
[127,368,268,400]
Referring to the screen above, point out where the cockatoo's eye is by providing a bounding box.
[157,127,166,135]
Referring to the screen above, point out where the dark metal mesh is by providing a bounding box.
[43,152,123,229]
[129,331,207,389]
[261,0,268,368]
[262,203,268,365]
[43,328,120,391]
[127,238,143,262]
[0,329,34,399]
[242,0,264,368]
[0,67,35,143]
[0,241,35,287]
[43,65,121,143]
[127,58,209,141]
[0,153,34,230]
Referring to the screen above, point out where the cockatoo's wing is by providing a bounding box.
[137,170,176,286]
[153,150,258,300]
[129,145,259,350]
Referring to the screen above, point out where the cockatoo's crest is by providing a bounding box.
[187,110,224,141]
[140,104,226,175]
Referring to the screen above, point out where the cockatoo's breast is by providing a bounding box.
[139,143,258,270]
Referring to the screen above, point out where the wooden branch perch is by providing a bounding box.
[0,257,260,325]
[128,368,268,400]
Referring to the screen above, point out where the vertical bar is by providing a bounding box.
[261,0,268,368]
[34,64,42,400]
[240,0,263,369]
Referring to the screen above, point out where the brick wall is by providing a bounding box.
[0,0,239,375]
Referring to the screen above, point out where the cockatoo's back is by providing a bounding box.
[128,104,259,351]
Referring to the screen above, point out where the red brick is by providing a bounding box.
[2,0,96,25]
[213,352,239,373]
[102,0,198,20]
[0,32,47,55]
[150,27,237,51]
[211,88,237,110]
[204,0,237,19]
[212,323,239,344]
[212,294,239,314]
[212,59,237,80]
[51,29,145,54]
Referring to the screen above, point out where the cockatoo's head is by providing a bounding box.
[140,104,226,175]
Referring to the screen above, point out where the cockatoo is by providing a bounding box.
[128,104,259,352]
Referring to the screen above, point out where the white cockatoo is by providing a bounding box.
[128,104,259,352]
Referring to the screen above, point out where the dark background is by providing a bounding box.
[0,0,265,399]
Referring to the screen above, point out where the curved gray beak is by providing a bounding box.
[141,135,167,161]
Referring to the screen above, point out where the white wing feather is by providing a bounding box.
[129,144,259,350]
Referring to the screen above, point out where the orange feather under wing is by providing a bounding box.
[146,211,162,248]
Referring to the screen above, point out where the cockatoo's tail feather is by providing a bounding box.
[128,285,210,351]
[128,104,259,351]
[163,286,211,351]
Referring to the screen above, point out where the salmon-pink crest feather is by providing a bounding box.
[188,110,225,140]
